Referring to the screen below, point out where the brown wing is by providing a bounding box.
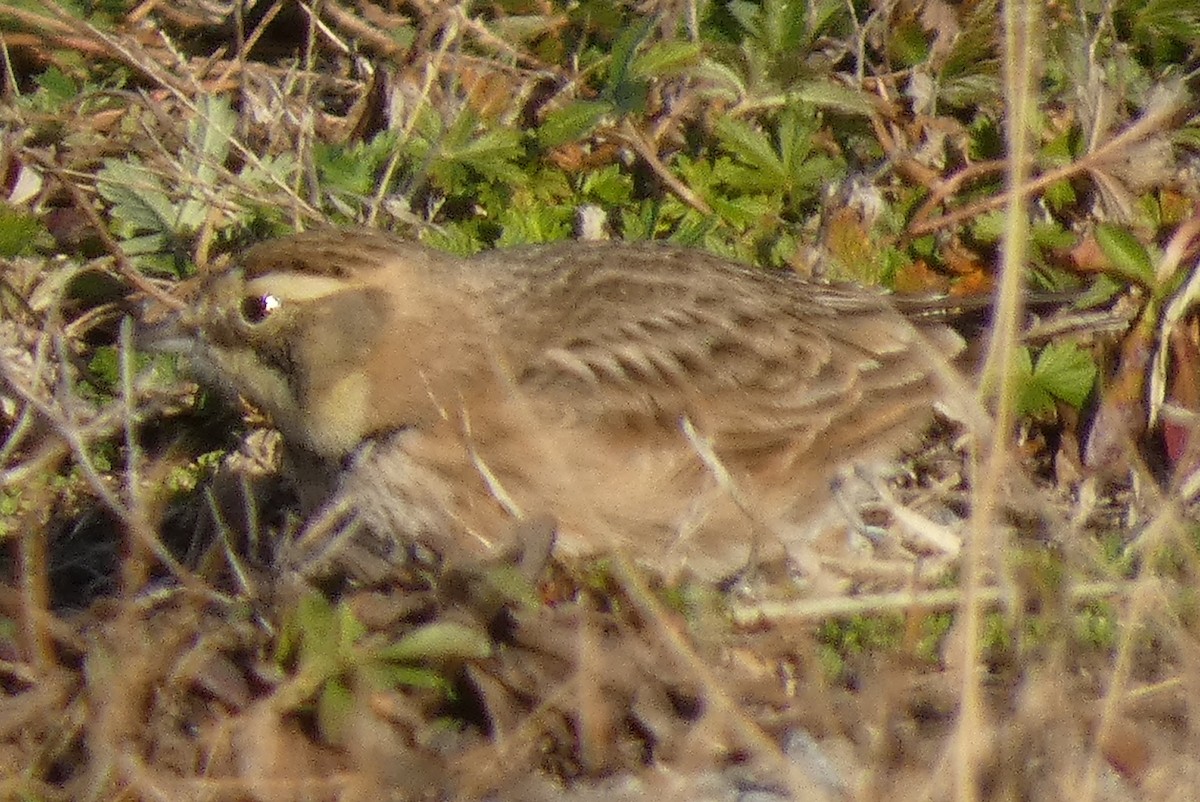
[467,241,963,468]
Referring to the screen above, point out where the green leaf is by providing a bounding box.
[714,119,785,183]
[711,192,776,228]
[537,100,613,147]
[1174,126,1200,151]
[118,236,180,277]
[603,15,656,113]
[1075,273,1124,308]
[241,152,296,185]
[334,600,367,652]
[1095,223,1155,287]
[1030,221,1076,251]
[422,224,484,256]
[497,203,572,246]
[294,592,337,663]
[488,14,562,43]
[87,346,120,394]
[96,158,175,236]
[316,131,400,197]
[1012,348,1046,415]
[274,609,303,669]
[0,206,50,256]
[808,0,847,38]
[890,20,931,66]
[316,677,354,745]
[727,0,764,36]
[177,96,237,228]
[1015,344,1098,416]
[790,79,874,117]
[1042,179,1076,212]
[370,663,456,695]
[631,41,702,79]
[375,621,493,663]
[729,0,808,51]
[1032,343,1098,409]
[582,164,634,206]
[431,117,525,187]
[692,57,746,100]
[969,211,1007,243]
[34,66,78,106]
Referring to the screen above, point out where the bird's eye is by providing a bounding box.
[239,293,281,325]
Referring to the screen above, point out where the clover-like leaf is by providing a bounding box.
[1016,344,1099,416]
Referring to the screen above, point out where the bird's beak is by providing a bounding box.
[135,297,204,360]
[136,318,197,355]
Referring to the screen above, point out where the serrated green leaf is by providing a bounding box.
[712,192,776,228]
[604,15,656,99]
[1014,344,1098,416]
[890,20,931,66]
[693,58,746,100]
[376,621,493,663]
[1095,223,1155,287]
[714,119,785,181]
[582,164,634,205]
[786,153,841,196]
[188,96,235,173]
[1033,343,1097,408]
[538,100,613,147]
[1174,127,1200,150]
[727,0,762,35]
[970,211,1007,243]
[1042,179,1076,212]
[714,160,775,194]
[177,96,236,228]
[34,66,78,105]
[316,142,374,196]
[497,203,572,246]
[631,41,702,79]
[96,158,175,236]
[791,80,874,117]
[239,152,297,191]
[1012,347,1051,416]
[316,131,401,197]
[440,128,524,185]
[422,224,484,256]
[777,106,816,165]
[119,235,181,277]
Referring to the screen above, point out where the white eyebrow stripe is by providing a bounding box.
[245,273,350,302]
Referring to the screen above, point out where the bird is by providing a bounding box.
[150,228,965,581]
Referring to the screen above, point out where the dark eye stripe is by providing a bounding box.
[240,293,281,324]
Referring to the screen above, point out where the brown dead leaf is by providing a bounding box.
[1163,320,1200,467]
[1084,311,1156,473]
[894,259,950,294]
[548,142,621,173]
[1068,233,1110,274]
[950,268,994,297]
